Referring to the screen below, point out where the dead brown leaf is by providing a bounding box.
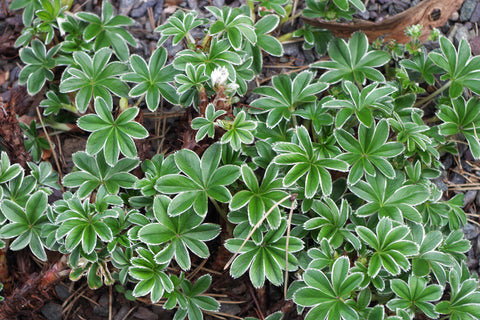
[303,0,466,43]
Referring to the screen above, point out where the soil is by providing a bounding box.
[0,0,480,319]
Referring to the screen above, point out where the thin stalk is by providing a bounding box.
[284,197,297,299]
[277,31,295,43]
[133,93,146,108]
[36,106,64,189]
[413,80,451,108]
[210,198,234,236]
[224,194,295,270]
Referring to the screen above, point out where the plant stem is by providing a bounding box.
[284,198,297,299]
[224,194,295,270]
[277,32,295,43]
[413,80,451,108]
[133,94,146,108]
[210,198,234,236]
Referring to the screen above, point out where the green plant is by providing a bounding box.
[312,32,391,85]
[60,48,129,113]
[76,1,136,61]
[6,1,480,320]
[18,39,59,95]
[123,47,179,111]
[77,97,148,165]
[20,120,50,162]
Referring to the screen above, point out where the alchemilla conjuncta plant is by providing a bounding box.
[3,0,480,318]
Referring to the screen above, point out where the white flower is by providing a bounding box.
[211,66,229,87]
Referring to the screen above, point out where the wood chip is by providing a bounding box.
[303,0,466,43]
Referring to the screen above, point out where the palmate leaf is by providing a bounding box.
[172,275,220,320]
[0,151,23,185]
[437,97,480,159]
[129,247,173,303]
[304,198,361,250]
[225,219,303,288]
[207,6,256,50]
[54,196,118,254]
[293,100,333,134]
[155,10,207,46]
[173,38,242,82]
[387,276,443,319]
[429,36,480,98]
[400,50,442,85]
[134,154,179,198]
[18,39,59,95]
[191,104,226,141]
[9,0,41,25]
[230,164,288,229]
[122,47,179,111]
[220,111,257,150]
[254,15,283,57]
[60,48,129,112]
[273,126,348,198]
[410,224,452,285]
[324,81,396,128]
[175,63,209,107]
[250,71,328,128]
[356,218,419,277]
[62,151,139,198]
[155,143,240,217]
[335,119,404,184]
[138,195,220,271]
[312,32,390,85]
[1,170,36,210]
[435,265,480,319]
[0,191,49,261]
[76,1,136,61]
[294,256,364,320]
[77,97,148,165]
[349,172,429,223]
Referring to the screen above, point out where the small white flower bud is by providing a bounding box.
[211,66,229,87]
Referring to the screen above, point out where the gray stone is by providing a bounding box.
[212,0,225,7]
[151,305,175,319]
[133,306,158,320]
[219,303,242,317]
[130,0,156,18]
[442,154,454,170]
[454,26,473,46]
[187,0,198,10]
[463,190,477,206]
[471,3,480,23]
[450,11,459,21]
[283,43,300,57]
[93,294,109,317]
[153,0,165,21]
[433,171,448,192]
[54,283,71,301]
[468,257,479,269]
[460,0,477,21]
[119,0,137,16]
[303,49,316,64]
[463,223,480,240]
[357,10,370,20]
[475,189,480,207]
[462,161,472,172]
[114,305,131,320]
[450,171,466,185]
[470,36,480,55]
[41,302,62,320]
[447,23,460,43]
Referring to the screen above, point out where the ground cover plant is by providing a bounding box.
[2,0,480,318]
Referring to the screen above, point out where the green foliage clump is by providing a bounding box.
[5,0,480,319]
